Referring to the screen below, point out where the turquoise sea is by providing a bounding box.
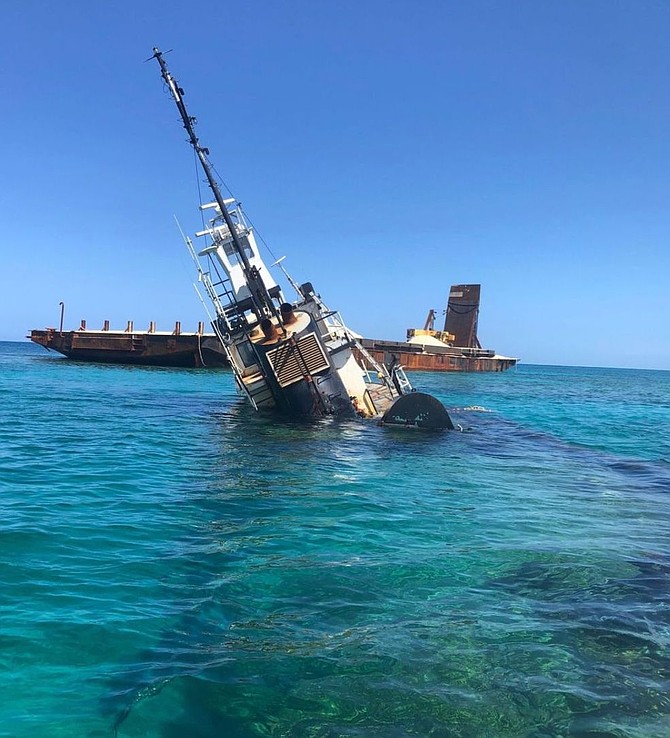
[2,340,670,738]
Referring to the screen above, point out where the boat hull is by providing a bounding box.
[380,392,455,430]
[361,340,517,372]
[29,329,229,368]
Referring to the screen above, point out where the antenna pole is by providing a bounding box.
[152,47,275,321]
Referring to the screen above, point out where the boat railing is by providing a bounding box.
[362,368,384,385]
[391,365,413,395]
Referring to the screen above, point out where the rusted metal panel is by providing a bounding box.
[358,338,517,373]
[365,346,516,372]
[28,327,229,368]
[443,284,481,348]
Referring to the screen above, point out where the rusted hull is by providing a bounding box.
[29,329,516,372]
[444,284,481,348]
[361,339,517,373]
[367,349,516,372]
[29,329,229,368]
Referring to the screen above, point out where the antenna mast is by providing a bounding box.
[152,47,275,321]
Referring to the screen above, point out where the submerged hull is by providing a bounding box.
[381,392,454,430]
[29,329,229,368]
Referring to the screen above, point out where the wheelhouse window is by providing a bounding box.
[237,339,257,368]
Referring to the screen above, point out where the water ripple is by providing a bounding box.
[2,344,670,736]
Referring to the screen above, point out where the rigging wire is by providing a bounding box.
[194,149,281,265]
[158,64,281,268]
[193,147,207,232]
[207,159,281,264]
[175,96,285,290]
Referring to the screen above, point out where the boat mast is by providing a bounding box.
[152,47,276,323]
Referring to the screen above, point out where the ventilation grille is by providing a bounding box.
[266,332,330,388]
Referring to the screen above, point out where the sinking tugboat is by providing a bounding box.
[152,48,452,430]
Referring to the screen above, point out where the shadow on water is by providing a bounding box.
[486,551,670,735]
[606,459,670,495]
[460,408,670,497]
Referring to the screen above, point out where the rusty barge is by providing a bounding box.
[362,284,518,373]
[29,319,228,368]
[29,286,516,372]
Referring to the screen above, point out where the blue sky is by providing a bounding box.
[2,1,669,368]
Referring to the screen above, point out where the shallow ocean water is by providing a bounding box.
[1,340,669,737]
